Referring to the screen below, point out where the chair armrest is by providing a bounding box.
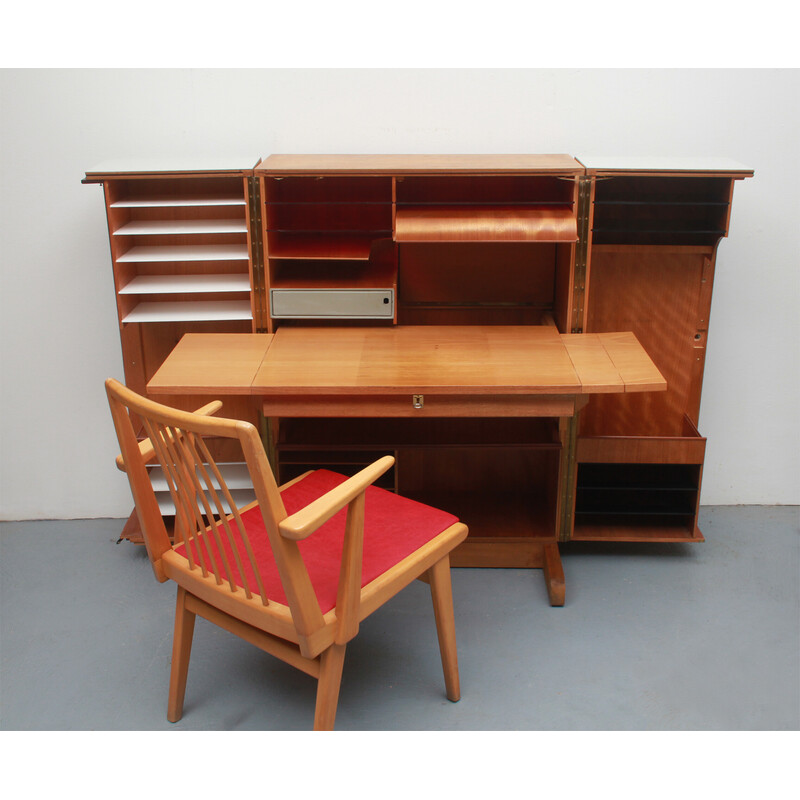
[115,400,224,472]
[278,456,395,541]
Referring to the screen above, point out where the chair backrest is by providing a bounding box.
[105,378,325,638]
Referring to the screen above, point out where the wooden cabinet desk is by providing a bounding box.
[86,154,752,604]
[148,325,666,604]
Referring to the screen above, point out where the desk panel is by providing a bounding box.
[253,326,584,396]
[148,333,273,395]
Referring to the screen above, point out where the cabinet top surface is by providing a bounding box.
[256,154,584,175]
[577,156,753,176]
[84,156,262,179]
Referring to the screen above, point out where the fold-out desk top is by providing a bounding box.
[148,327,665,418]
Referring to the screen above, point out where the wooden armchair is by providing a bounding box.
[105,378,468,730]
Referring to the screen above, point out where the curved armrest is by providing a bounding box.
[278,456,395,541]
[115,400,223,472]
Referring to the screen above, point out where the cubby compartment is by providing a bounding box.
[574,415,705,541]
[276,417,562,553]
[574,463,700,537]
[395,174,578,243]
[102,174,255,330]
[398,446,562,544]
[262,175,395,326]
[592,176,732,246]
[268,239,397,323]
[263,175,392,261]
[397,241,571,327]
[395,174,576,207]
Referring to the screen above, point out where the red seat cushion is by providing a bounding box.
[175,470,459,614]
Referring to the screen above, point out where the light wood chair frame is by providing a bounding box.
[106,378,468,730]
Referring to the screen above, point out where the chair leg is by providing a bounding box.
[314,643,346,730]
[428,555,461,702]
[167,587,196,723]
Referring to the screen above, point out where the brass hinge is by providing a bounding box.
[247,176,267,332]
[572,176,592,333]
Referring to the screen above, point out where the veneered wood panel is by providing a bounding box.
[253,325,581,395]
[582,246,710,436]
[398,243,556,305]
[395,206,578,242]
[148,332,273,394]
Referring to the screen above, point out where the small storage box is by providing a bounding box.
[270,289,394,319]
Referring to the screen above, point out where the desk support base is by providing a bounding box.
[450,538,565,606]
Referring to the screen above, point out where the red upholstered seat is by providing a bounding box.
[175,469,459,613]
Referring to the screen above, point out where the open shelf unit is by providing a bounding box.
[98,174,256,332]
[261,174,396,324]
[590,175,733,246]
[276,417,563,550]
[393,172,579,328]
[84,166,260,395]
[84,162,263,543]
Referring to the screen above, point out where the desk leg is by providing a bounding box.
[542,542,565,607]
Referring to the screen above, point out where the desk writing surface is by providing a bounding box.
[147,333,273,395]
[252,326,583,395]
[146,327,666,398]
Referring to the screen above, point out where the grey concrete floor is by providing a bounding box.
[1,506,797,731]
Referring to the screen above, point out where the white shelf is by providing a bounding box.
[117,244,249,263]
[113,219,247,235]
[149,463,253,492]
[122,300,253,323]
[119,274,251,295]
[111,196,246,208]
[155,489,256,515]
[150,462,256,514]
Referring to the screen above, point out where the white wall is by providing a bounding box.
[1,68,797,519]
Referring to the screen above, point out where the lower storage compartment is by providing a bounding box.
[573,415,705,542]
[397,446,560,541]
[275,417,564,566]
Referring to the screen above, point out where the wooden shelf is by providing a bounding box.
[395,206,578,242]
[119,274,251,294]
[148,463,253,491]
[267,233,377,261]
[155,489,255,515]
[571,522,703,543]
[122,300,253,323]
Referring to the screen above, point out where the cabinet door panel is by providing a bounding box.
[583,246,710,436]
